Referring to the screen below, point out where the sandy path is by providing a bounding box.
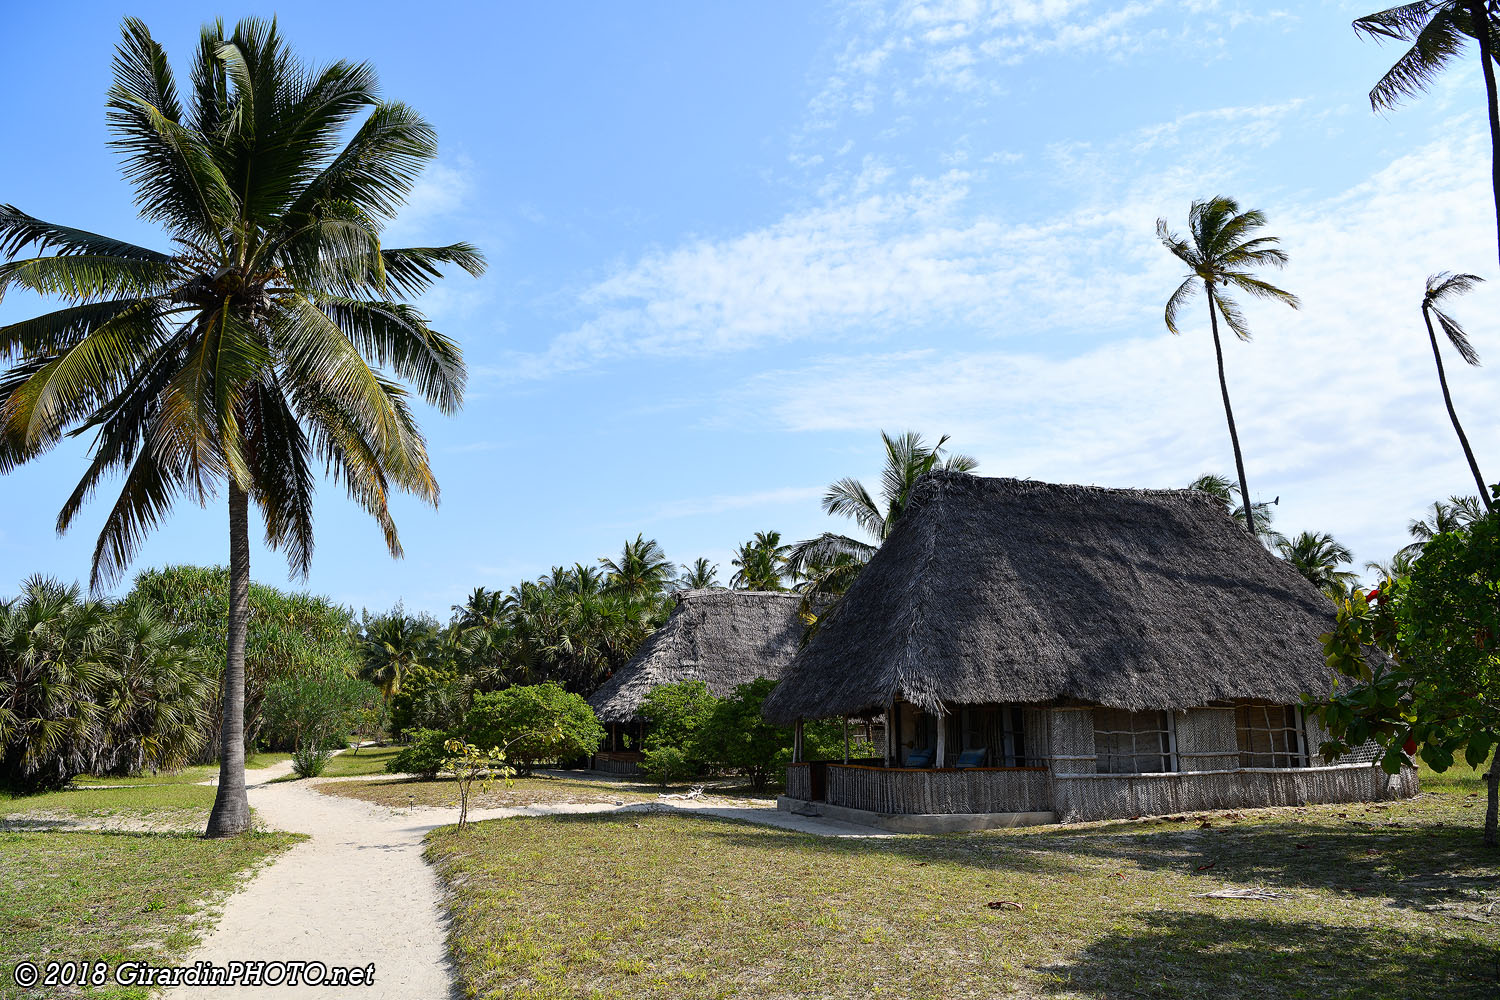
[165,762,885,999]
[164,758,468,1000]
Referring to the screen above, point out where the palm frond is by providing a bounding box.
[1155,219,1197,269]
[0,256,176,304]
[1432,308,1482,365]
[1364,5,1468,109]
[1163,276,1196,335]
[1425,270,1484,302]
[376,244,487,297]
[283,101,438,224]
[1212,290,1252,341]
[0,299,161,359]
[823,476,885,539]
[88,440,188,591]
[0,205,171,262]
[784,532,876,578]
[1224,272,1301,308]
[1354,3,1447,42]
[314,297,465,412]
[243,382,317,576]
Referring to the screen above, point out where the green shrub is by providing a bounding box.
[464,683,604,775]
[694,678,853,789]
[385,728,451,779]
[390,664,472,738]
[640,680,719,759]
[260,672,373,779]
[290,742,336,778]
[641,746,692,788]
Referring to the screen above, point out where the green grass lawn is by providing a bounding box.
[78,752,292,787]
[1,783,220,833]
[0,829,300,1000]
[427,785,1499,1000]
[315,744,404,777]
[1419,753,1494,796]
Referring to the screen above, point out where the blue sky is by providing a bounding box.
[3,1,1498,617]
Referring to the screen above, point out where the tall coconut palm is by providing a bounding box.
[675,557,719,591]
[1419,273,1493,511]
[600,535,675,602]
[1158,198,1299,535]
[357,610,437,714]
[1355,3,1500,266]
[1277,531,1361,601]
[730,531,790,591]
[787,430,976,622]
[0,19,483,834]
[1401,494,1487,557]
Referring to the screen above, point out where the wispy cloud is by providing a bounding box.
[650,486,825,520]
[499,97,1309,380]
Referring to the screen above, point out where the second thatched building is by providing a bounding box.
[588,589,805,772]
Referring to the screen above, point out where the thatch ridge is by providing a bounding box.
[763,472,1343,725]
[589,589,806,724]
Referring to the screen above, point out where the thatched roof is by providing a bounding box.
[763,472,1344,725]
[589,589,805,724]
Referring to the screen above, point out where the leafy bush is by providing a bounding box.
[390,664,473,739]
[693,678,855,789]
[261,673,374,778]
[385,728,452,779]
[464,683,604,775]
[640,680,719,761]
[290,742,337,779]
[641,746,693,787]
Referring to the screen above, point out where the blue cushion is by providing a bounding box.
[955,748,987,768]
[904,748,933,767]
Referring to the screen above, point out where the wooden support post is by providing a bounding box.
[935,707,947,768]
[843,717,850,764]
[793,719,805,763]
[885,700,893,766]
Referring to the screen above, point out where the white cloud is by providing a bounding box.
[502,98,1308,380]
[382,159,474,246]
[649,486,826,520]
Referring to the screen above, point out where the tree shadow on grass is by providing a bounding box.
[510,807,1500,920]
[1014,810,1499,916]
[1040,910,1500,1000]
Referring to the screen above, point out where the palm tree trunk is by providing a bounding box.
[205,484,252,837]
[1207,288,1256,535]
[1471,0,1500,270]
[1423,305,1494,511]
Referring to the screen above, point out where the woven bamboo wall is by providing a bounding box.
[823,765,1052,814]
[1052,763,1419,821]
[786,763,812,800]
[1047,708,1097,774]
[1176,706,1239,772]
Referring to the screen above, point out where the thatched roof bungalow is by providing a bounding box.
[587,589,804,771]
[766,472,1416,830]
